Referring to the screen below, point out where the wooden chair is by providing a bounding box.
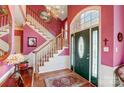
[19,61,29,71]
[115,64,124,86]
[17,76,25,87]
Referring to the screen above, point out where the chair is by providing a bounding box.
[115,64,124,86]
[17,76,25,87]
[19,61,29,70]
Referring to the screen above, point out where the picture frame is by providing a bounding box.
[117,32,123,42]
[28,37,37,47]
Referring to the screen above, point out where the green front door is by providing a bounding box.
[74,29,90,80]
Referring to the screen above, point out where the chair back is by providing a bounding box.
[115,64,124,85]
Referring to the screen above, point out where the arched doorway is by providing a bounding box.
[70,6,101,86]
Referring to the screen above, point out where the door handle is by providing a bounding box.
[86,57,89,59]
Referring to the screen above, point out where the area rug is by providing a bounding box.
[45,73,88,87]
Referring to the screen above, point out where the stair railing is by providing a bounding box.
[0,14,9,32]
[33,32,64,73]
[26,6,49,32]
[26,6,61,36]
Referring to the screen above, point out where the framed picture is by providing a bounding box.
[28,37,37,47]
[117,32,123,42]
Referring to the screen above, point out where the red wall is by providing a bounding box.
[68,5,114,67]
[27,5,62,36]
[23,24,46,55]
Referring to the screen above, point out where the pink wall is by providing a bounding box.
[27,5,62,36]
[0,62,13,78]
[113,6,124,66]
[1,34,9,43]
[68,5,115,67]
[101,6,114,66]
[23,24,46,55]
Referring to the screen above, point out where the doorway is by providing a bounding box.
[71,26,99,86]
[74,29,90,80]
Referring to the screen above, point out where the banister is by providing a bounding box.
[26,6,49,30]
[33,33,63,53]
[0,14,9,28]
[27,6,42,22]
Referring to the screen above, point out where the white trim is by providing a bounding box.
[99,64,118,87]
[98,7,102,87]
[39,56,70,73]
[89,28,92,81]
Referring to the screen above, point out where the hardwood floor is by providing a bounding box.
[33,69,95,87]
[1,68,95,87]
[1,67,33,87]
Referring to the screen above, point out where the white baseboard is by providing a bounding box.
[39,56,70,73]
[99,64,117,87]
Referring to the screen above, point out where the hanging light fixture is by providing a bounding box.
[46,5,64,19]
[40,5,65,22]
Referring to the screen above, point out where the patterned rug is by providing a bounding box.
[45,73,88,87]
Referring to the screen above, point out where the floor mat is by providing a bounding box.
[45,73,88,87]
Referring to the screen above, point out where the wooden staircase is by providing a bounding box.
[0,13,10,59]
[0,14,10,56]
[26,6,54,41]
[25,6,68,77]
[33,32,64,74]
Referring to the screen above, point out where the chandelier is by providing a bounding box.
[45,5,64,19]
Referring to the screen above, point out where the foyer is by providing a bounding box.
[0,5,124,87]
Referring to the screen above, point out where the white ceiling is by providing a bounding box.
[45,5,67,21]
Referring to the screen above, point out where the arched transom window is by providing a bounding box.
[71,9,100,32]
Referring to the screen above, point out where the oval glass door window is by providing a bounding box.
[78,36,84,58]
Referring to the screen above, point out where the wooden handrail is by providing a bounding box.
[33,33,62,53]
[33,32,64,73]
